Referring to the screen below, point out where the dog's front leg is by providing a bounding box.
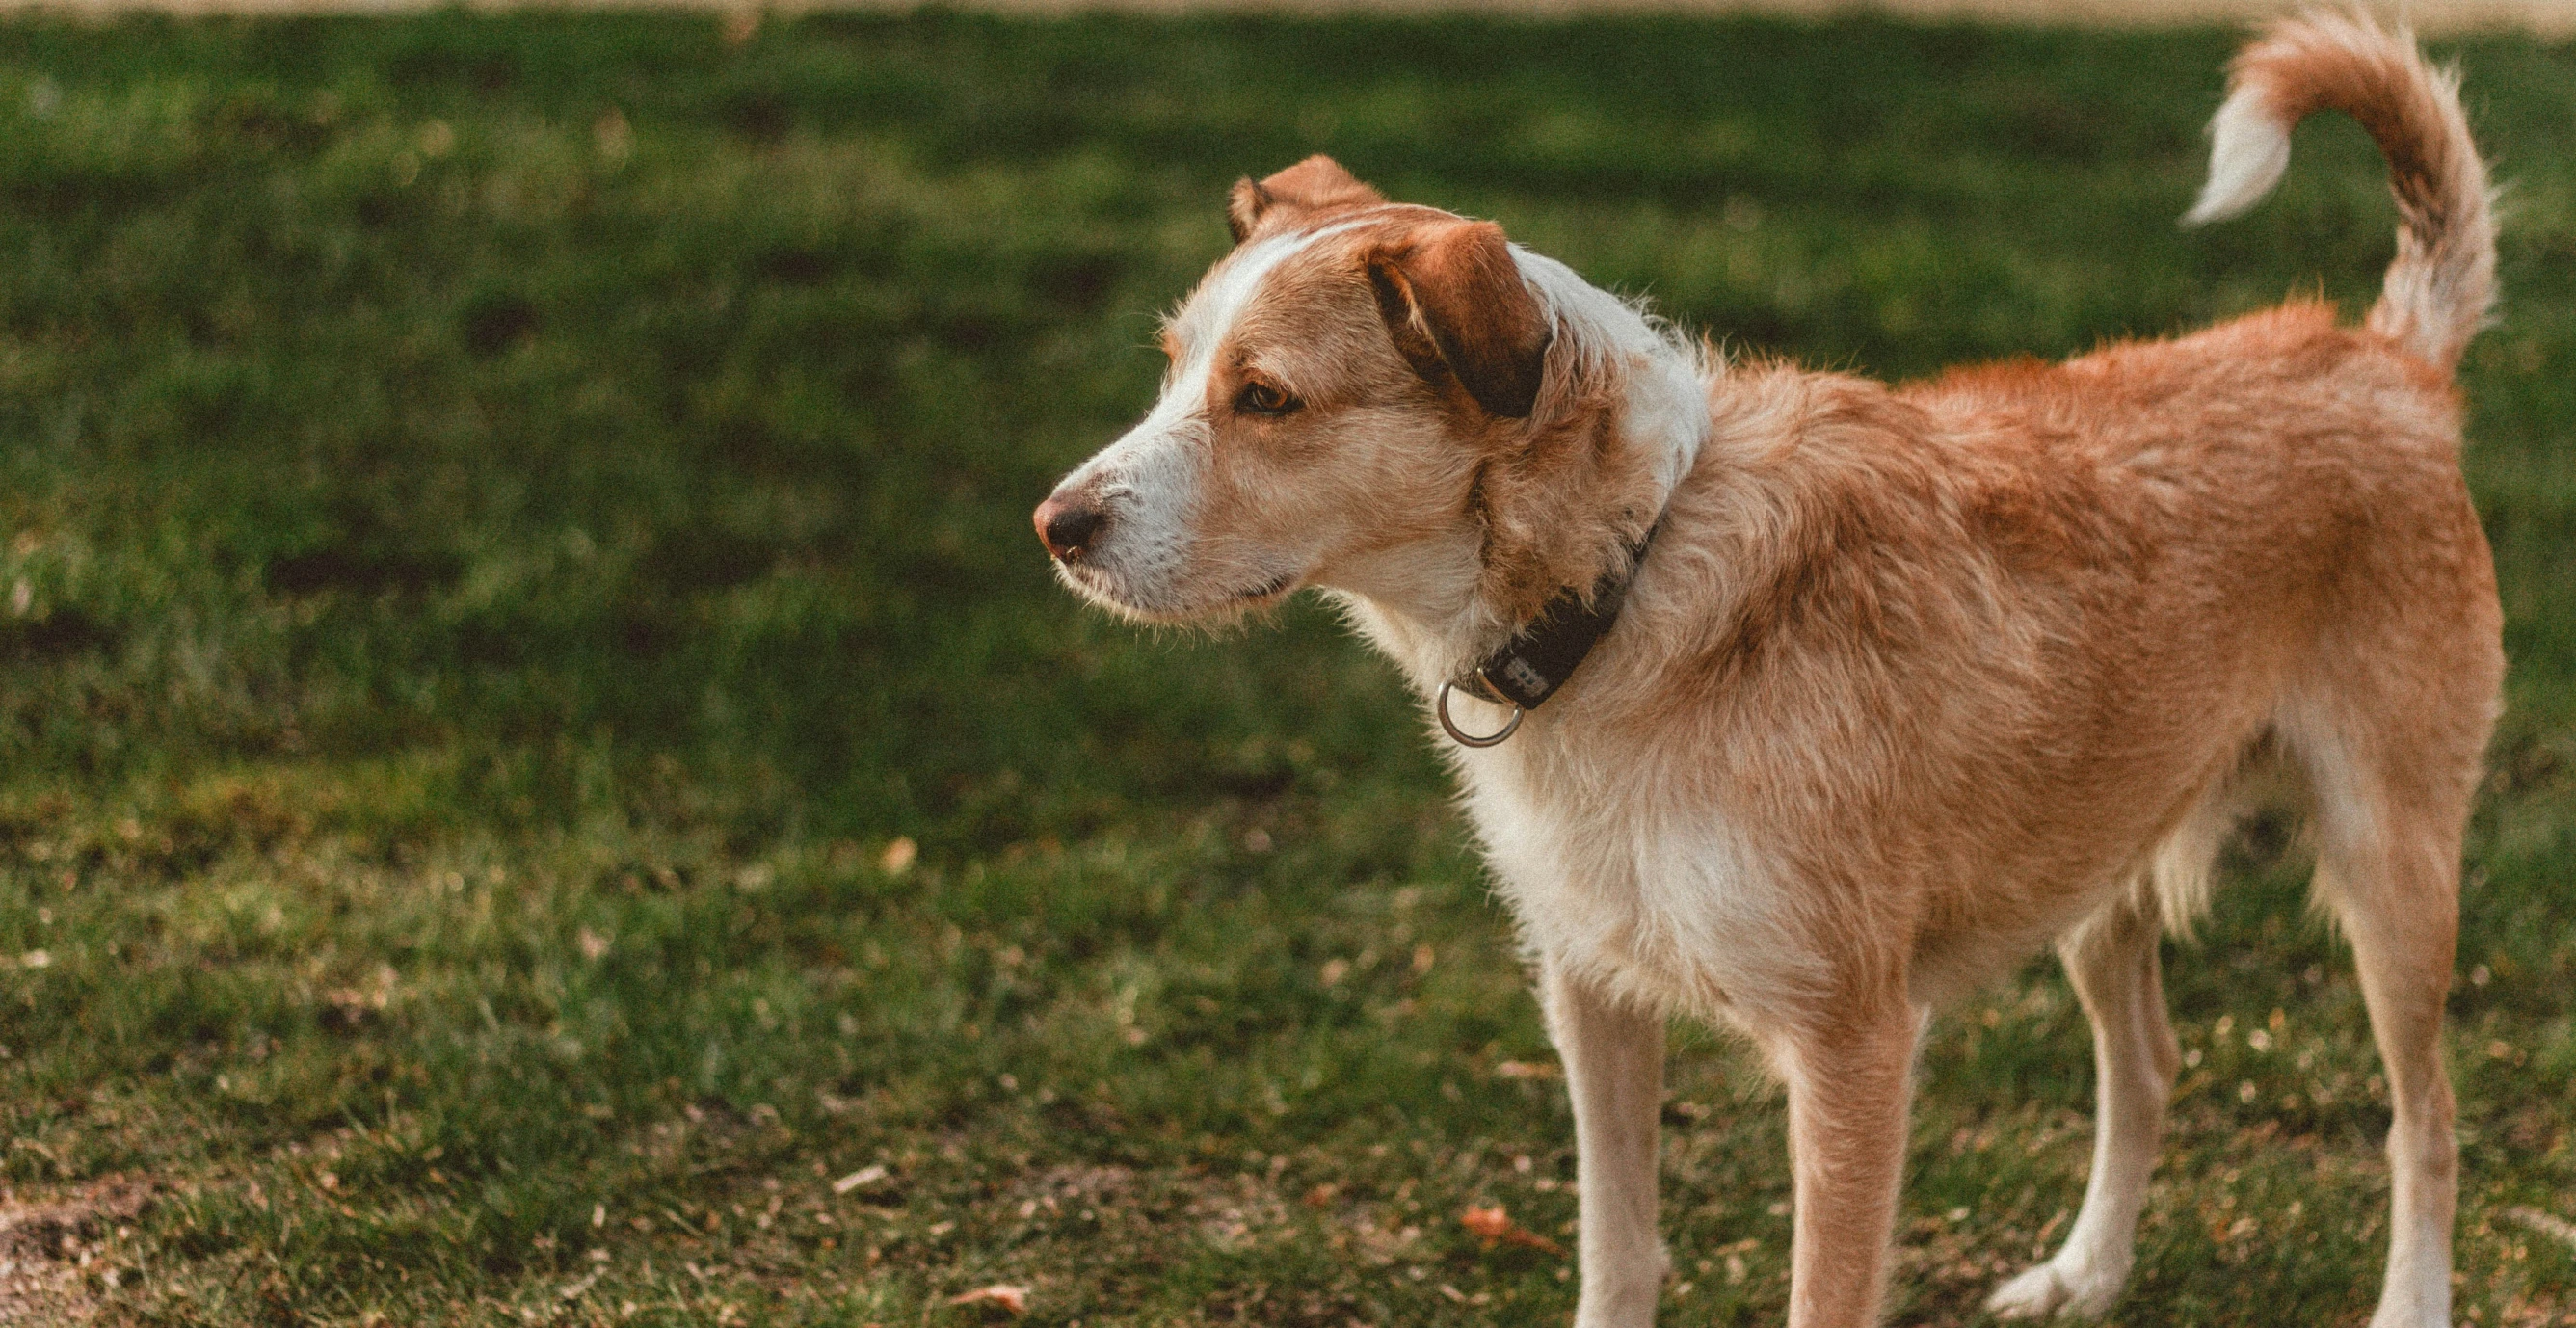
[1540,959,1668,1328]
[1778,1001,1920,1328]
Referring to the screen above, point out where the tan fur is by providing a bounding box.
[1038,14,2502,1327]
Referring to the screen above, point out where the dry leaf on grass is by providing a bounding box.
[1493,1060,1559,1080]
[832,1164,889,1195]
[946,1285,1030,1315]
[1461,1204,1566,1256]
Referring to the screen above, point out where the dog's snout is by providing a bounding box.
[1034,492,1107,562]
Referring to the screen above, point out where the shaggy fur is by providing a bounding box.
[1034,13,2503,1327]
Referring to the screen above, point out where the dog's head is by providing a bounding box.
[1035,156,1697,634]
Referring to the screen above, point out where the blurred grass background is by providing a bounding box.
[0,11,2570,1324]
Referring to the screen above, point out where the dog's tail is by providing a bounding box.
[2183,12,2497,371]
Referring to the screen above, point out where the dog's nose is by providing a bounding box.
[1034,492,1106,561]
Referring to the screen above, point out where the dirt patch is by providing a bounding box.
[0,1180,150,1326]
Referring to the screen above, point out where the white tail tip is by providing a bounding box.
[2182,86,2293,227]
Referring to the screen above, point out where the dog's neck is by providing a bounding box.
[1327,254,1712,703]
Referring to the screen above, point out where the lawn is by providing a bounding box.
[1,10,2572,1325]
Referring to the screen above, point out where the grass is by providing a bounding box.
[0,9,2571,1325]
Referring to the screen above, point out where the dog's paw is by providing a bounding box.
[1985,1264,2073,1320]
[1984,1260,2121,1320]
[2364,1291,2453,1328]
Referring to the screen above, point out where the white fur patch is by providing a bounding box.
[1463,751,1823,1030]
[2184,86,2294,226]
[1514,249,1711,496]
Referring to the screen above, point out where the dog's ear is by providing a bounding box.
[1365,220,1553,419]
[1228,155,1384,244]
[1225,179,1274,245]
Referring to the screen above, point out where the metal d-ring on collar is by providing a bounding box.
[1436,678,1523,748]
[1436,518,1663,750]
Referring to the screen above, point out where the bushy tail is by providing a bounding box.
[2184,11,2497,370]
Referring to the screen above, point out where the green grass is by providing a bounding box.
[0,10,2571,1325]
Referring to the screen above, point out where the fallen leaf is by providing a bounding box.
[833,1164,888,1195]
[1494,1060,1558,1080]
[946,1285,1029,1315]
[880,837,918,875]
[594,109,632,164]
[1461,1204,1565,1256]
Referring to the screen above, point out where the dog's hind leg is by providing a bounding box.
[1986,889,2180,1319]
[2327,838,2461,1328]
[2300,730,2477,1328]
[1541,959,1670,1328]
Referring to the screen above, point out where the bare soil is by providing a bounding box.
[0,1181,149,1327]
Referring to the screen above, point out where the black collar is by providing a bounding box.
[1438,519,1661,746]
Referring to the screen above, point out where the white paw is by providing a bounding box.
[1984,1260,2122,1320]
[2364,1257,2452,1328]
[2366,1298,2452,1328]
[1568,1245,1668,1328]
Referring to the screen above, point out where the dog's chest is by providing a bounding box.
[1454,747,1819,1024]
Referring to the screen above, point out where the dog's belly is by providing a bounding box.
[1459,761,1824,1029]
[1453,727,2225,1028]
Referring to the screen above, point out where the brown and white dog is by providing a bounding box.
[1034,14,2501,1327]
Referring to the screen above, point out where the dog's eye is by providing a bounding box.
[1235,381,1300,416]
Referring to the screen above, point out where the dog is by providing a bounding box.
[1033,13,2500,1326]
